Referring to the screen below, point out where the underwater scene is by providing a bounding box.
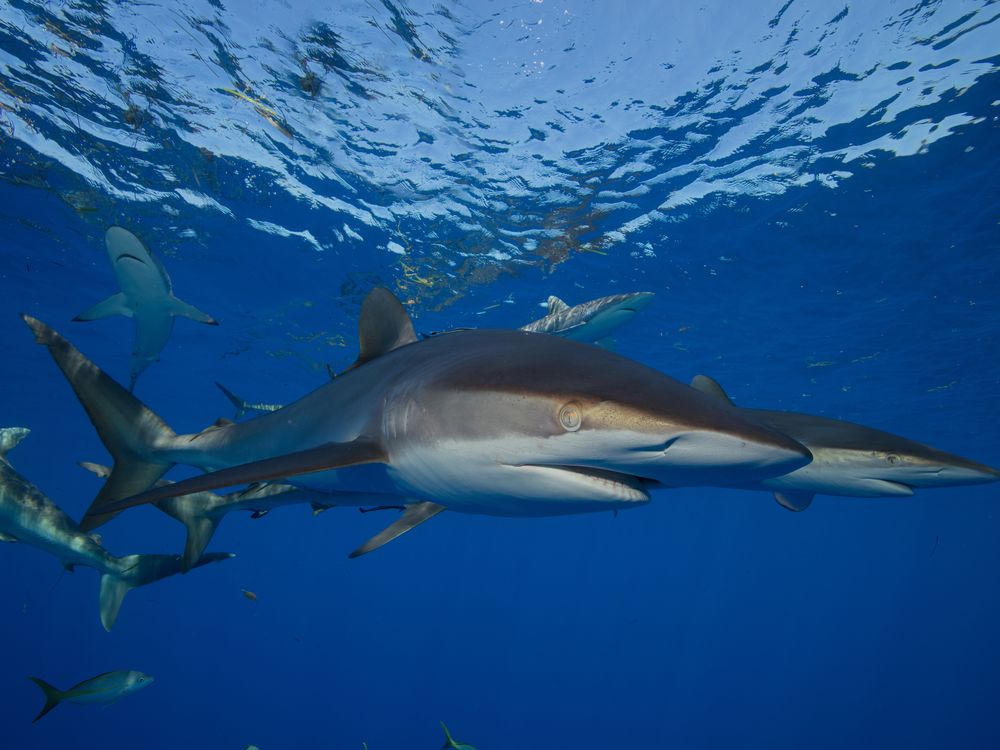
[1,0,999,748]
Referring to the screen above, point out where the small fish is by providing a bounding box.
[440,721,477,750]
[241,589,257,601]
[29,670,153,722]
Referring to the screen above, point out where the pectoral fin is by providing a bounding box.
[168,295,218,325]
[73,292,133,321]
[774,490,814,512]
[349,501,446,558]
[109,438,387,512]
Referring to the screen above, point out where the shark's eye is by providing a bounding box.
[886,453,900,465]
[559,402,582,432]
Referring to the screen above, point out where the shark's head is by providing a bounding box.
[386,329,812,513]
[757,409,1000,497]
[560,291,655,343]
[105,226,170,297]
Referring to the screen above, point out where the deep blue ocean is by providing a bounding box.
[1,1,999,748]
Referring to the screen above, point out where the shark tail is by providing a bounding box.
[215,382,251,420]
[29,677,63,723]
[22,315,177,531]
[181,516,222,573]
[99,552,234,631]
[440,721,457,749]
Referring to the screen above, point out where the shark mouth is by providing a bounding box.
[517,464,651,503]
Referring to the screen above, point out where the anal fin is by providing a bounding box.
[774,490,814,512]
[349,501,445,558]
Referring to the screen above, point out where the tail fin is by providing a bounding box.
[153,500,222,572]
[22,315,176,531]
[215,382,251,420]
[440,721,457,749]
[29,677,63,723]
[98,552,234,631]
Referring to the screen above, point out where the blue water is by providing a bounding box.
[1,1,999,747]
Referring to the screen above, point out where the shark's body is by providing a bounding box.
[0,428,232,629]
[221,291,656,421]
[520,292,654,345]
[74,226,217,391]
[690,375,1000,511]
[24,289,810,555]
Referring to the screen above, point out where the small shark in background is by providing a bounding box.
[24,288,809,558]
[690,375,1000,510]
[80,461,331,571]
[0,427,233,630]
[74,226,218,391]
[29,670,152,723]
[440,722,477,750]
[520,291,655,347]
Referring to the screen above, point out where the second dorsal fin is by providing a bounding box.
[353,288,418,367]
[690,374,734,405]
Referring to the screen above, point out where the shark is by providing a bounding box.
[73,226,218,391]
[0,428,233,630]
[80,461,330,571]
[520,291,655,346]
[23,288,811,556]
[690,374,1000,511]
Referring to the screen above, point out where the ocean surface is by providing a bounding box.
[1,1,998,748]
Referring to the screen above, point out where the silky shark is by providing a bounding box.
[520,291,655,346]
[81,462,327,571]
[0,428,232,630]
[690,375,1000,511]
[74,226,218,391]
[23,289,811,556]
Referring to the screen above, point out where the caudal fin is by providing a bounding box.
[215,382,251,420]
[29,677,62,723]
[22,315,176,531]
[98,552,234,631]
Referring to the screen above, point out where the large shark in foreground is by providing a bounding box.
[74,226,218,391]
[520,291,655,346]
[23,289,810,556]
[690,375,1000,511]
[0,428,232,630]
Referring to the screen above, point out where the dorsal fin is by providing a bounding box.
[0,427,30,463]
[546,296,570,314]
[690,374,733,405]
[353,288,418,367]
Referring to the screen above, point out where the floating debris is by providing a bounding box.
[241,589,258,601]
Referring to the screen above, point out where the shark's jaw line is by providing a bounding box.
[510,463,651,503]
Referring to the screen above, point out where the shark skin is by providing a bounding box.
[520,291,655,346]
[690,375,1000,511]
[24,289,811,554]
[74,226,218,391]
[0,428,233,630]
[220,292,656,419]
